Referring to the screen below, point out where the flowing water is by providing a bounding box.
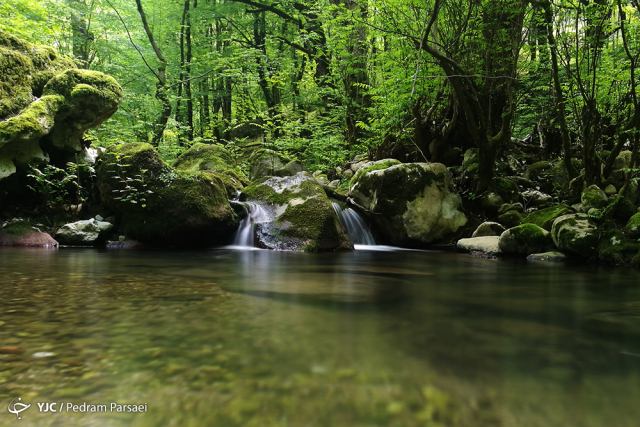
[332,202,376,246]
[1,248,640,427]
[231,202,271,248]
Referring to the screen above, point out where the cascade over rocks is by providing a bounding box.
[349,161,467,245]
[96,143,238,247]
[243,172,352,252]
[0,30,122,180]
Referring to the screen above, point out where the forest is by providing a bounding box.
[4,2,640,426]
[0,0,640,261]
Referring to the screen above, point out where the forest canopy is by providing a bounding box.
[1,0,639,188]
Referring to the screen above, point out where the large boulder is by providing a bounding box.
[55,218,114,246]
[248,149,289,180]
[581,185,608,210]
[173,143,248,196]
[551,214,600,258]
[457,236,501,256]
[0,30,122,180]
[96,143,238,247]
[0,220,58,248]
[349,161,467,245]
[498,224,553,256]
[243,172,352,252]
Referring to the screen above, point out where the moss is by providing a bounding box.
[490,177,519,202]
[551,214,600,258]
[522,204,573,230]
[0,95,64,147]
[581,184,608,209]
[462,148,479,174]
[96,143,237,246]
[525,160,553,180]
[626,213,640,238]
[174,143,248,195]
[498,223,552,256]
[350,158,401,186]
[0,46,34,118]
[497,210,522,228]
[1,220,37,236]
[598,230,640,265]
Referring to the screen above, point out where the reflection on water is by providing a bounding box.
[1,248,640,426]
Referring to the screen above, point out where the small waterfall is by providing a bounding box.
[232,202,271,248]
[332,202,376,246]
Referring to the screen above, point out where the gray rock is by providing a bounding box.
[521,190,552,207]
[56,219,114,246]
[349,162,467,245]
[457,236,501,256]
[472,222,506,238]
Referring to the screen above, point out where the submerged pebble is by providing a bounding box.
[32,351,56,359]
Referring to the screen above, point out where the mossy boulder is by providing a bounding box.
[522,204,573,230]
[55,218,114,246]
[173,143,248,196]
[625,213,640,238]
[498,224,553,256]
[598,230,640,266]
[243,172,352,252]
[96,143,238,247]
[497,210,523,228]
[551,214,600,258]
[0,30,121,180]
[349,162,467,245]
[581,185,608,210]
[350,159,401,185]
[248,148,289,180]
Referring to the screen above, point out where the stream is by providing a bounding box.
[1,248,640,426]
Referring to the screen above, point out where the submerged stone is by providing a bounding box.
[527,251,567,263]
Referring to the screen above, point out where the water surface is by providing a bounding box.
[1,248,639,426]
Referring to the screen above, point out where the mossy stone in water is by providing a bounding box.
[244,172,352,252]
[349,162,467,245]
[96,143,238,246]
[498,223,553,256]
[522,204,573,231]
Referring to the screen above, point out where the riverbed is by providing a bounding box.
[1,247,639,426]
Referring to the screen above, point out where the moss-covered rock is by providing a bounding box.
[349,162,467,245]
[581,185,608,210]
[522,204,573,230]
[625,212,640,238]
[0,30,121,180]
[497,209,522,228]
[498,223,553,256]
[490,177,519,202]
[174,143,248,196]
[96,143,238,246]
[350,159,401,185]
[598,230,640,266]
[243,172,352,252]
[248,148,289,180]
[551,214,600,258]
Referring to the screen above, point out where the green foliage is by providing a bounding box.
[26,162,91,211]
